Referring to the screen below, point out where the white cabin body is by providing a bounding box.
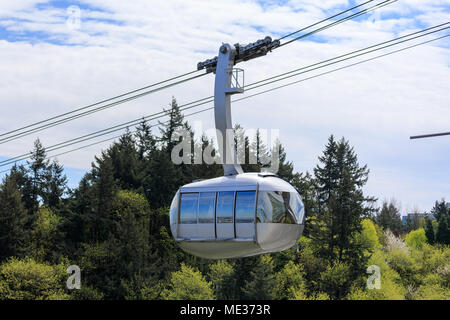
[169,172,305,259]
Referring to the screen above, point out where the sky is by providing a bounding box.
[0,0,449,215]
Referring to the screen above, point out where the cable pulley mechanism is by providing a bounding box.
[197,36,280,73]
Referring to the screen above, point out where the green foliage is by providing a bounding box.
[425,219,435,245]
[0,174,28,261]
[319,261,352,299]
[346,249,405,300]
[436,215,450,245]
[405,228,427,249]
[241,255,276,300]
[414,284,450,300]
[208,260,235,300]
[0,257,69,300]
[161,263,214,300]
[274,261,306,300]
[375,199,402,235]
[357,218,381,253]
[30,207,63,262]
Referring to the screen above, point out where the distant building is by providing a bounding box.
[401,212,435,225]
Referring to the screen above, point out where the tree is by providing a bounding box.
[28,139,50,215]
[405,228,427,249]
[274,261,307,300]
[436,215,450,245]
[313,137,375,261]
[310,136,376,299]
[0,174,28,261]
[30,207,63,263]
[431,199,448,222]
[0,257,69,300]
[161,263,214,300]
[106,131,140,191]
[208,260,236,300]
[241,255,276,300]
[425,219,435,245]
[41,160,67,208]
[159,97,190,152]
[375,199,402,235]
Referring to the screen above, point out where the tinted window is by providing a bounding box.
[256,191,299,224]
[179,193,198,224]
[216,191,234,223]
[235,191,256,223]
[198,192,215,223]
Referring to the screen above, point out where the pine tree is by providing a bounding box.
[311,136,376,298]
[431,199,448,221]
[159,97,189,152]
[42,160,67,208]
[91,153,116,242]
[241,255,276,300]
[436,215,450,245]
[135,119,157,161]
[107,130,140,190]
[0,175,28,261]
[425,218,435,245]
[376,200,402,235]
[28,139,50,215]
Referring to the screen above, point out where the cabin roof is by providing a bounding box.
[179,172,297,193]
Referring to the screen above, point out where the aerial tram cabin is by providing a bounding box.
[170,38,305,259]
[169,173,305,259]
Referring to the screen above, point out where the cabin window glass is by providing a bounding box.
[256,191,298,224]
[290,192,305,223]
[216,191,234,223]
[235,191,256,223]
[169,191,179,225]
[179,193,198,224]
[198,192,215,223]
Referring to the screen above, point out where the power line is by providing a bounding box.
[277,0,375,41]
[1,0,396,144]
[278,0,398,48]
[0,72,206,144]
[1,31,447,172]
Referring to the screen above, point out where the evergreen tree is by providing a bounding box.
[159,97,190,151]
[431,199,448,221]
[91,153,116,242]
[250,129,270,171]
[0,175,28,261]
[311,136,375,298]
[42,160,67,208]
[161,263,215,300]
[436,215,450,245]
[241,255,276,300]
[376,200,402,235]
[425,218,435,245]
[28,139,50,215]
[106,130,140,190]
[135,119,157,161]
